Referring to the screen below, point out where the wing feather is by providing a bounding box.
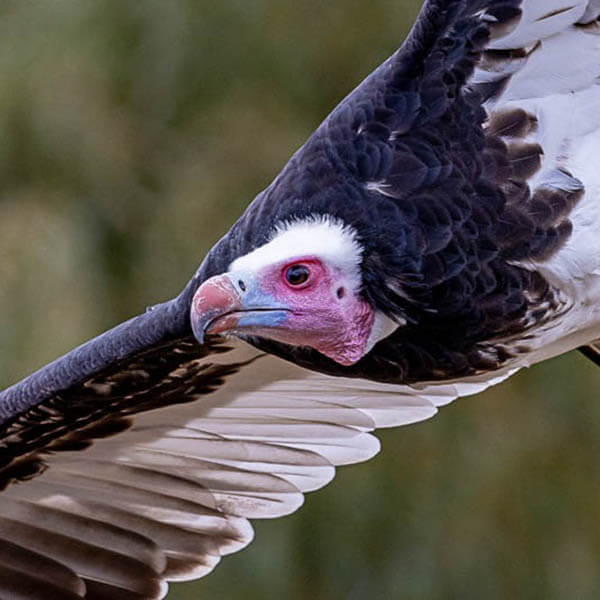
[0,335,515,598]
[473,0,600,358]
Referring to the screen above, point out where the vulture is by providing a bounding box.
[2,0,600,597]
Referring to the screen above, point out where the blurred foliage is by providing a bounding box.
[1,1,599,599]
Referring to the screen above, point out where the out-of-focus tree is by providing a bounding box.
[1,2,599,599]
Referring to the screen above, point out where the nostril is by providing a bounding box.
[238,280,247,292]
[336,287,345,299]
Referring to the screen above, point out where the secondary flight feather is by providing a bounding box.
[2,0,600,598]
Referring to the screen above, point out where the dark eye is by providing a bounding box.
[285,264,310,286]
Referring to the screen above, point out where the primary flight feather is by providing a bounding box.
[2,0,600,597]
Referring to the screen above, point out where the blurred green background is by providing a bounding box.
[1,1,599,599]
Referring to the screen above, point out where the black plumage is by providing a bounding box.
[201,0,565,383]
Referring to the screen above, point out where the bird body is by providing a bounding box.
[2,1,600,598]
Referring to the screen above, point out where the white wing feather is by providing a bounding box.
[476,0,600,361]
[1,338,513,598]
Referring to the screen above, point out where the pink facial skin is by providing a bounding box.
[255,257,374,366]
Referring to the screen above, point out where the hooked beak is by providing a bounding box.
[190,272,289,344]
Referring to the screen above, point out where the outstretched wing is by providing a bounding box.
[0,327,513,600]
[2,0,600,598]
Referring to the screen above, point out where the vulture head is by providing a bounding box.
[191,217,397,365]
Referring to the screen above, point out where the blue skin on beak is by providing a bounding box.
[190,270,289,344]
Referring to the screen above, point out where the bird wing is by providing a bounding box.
[580,339,600,366]
[2,0,600,598]
[475,0,600,362]
[0,332,513,600]
[473,0,600,363]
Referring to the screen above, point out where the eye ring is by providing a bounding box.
[284,264,311,287]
